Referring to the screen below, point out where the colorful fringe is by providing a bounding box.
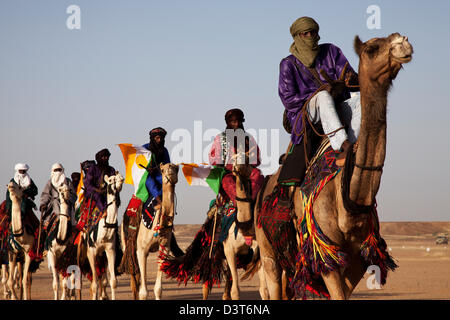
[290,169,347,299]
[159,212,226,289]
[159,201,251,289]
[360,206,398,285]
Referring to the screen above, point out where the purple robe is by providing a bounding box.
[278,43,357,145]
[84,164,116,212]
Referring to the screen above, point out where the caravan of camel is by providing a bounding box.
[0,33,413,300]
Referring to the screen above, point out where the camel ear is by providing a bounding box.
[104,175,109,182]
[354,36,364,55]
[160,163,164,170]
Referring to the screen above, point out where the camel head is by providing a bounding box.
[57,182,71,204]
[354,33,413,85]
[7,181,23,202]
[104,172,124,195]
[231,151,253,179]
[160,163,179,185]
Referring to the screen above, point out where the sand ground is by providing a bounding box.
[1,223,449,300]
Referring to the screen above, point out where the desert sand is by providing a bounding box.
[2,222,449,300]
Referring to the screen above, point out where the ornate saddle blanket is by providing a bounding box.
[44,214,72,251]
[76,198,104,232]
[218,201,237,243]
[160,199,248,289]
[258,184,298,279]
[0,201,10,264]
[118,195,142,275]
[289,139,397,299]
[141,197,158,230]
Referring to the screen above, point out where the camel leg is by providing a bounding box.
[86,248,98,300]
[17,262,23,300]
[21,255,31,300]
[223,246,239,300]
[257,266,269,300]
[60,273,68,300]
[261,255,282,300]
[153,244,166,300]
[7,255,18,300]
[100,273,109,300]
[2,264,10,299]
[221,266,232,300]
[342,257,366,299]
[27,272,32,300]
[105,248,117,300]
[321,270,346,300]
[136,246,149,300]
[48,250,59,300]
[202,283,211,300]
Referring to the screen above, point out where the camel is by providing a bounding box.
[136,163,179,300]
[255,33,413,300]
[6,181,37,300]
[202,152,268,300]
[86,172,124,300]
[46,182,77,300]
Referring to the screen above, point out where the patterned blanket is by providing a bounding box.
[290,139,397,299]
[118,195,142,275]
[160,200,249,289]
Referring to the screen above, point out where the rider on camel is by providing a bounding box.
[209,108,264,206]
[278,16,360,185]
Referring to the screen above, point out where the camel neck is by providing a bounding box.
[235,174,252,223]
[162,185,175,218]
[10,195,23,235]
[349,80,388,206]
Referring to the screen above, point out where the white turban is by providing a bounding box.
[51,163,66,188]
[14,163,31,188]
[14,163,29,171]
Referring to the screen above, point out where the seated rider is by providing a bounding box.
[39,163,77,229]
[278,17,360,185]
[5,163,39,227]
[76,149,116,231]
[143,127,171,209]
[209,108,264,206]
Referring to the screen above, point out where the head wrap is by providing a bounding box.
[289,17,321,67]
[13,163,31,188]
[51,163,66,188]
[14,163,29,172]
[81,160,96,174]
[95,148,111,162]
[149,127,167,139]
[225,108,245,123]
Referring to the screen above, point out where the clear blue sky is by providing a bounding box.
[1,0,449,223]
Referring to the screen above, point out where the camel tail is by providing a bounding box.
[240,246,261,281]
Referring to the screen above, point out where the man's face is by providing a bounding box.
[99,155,109,165]
[53,168,62,173]
[154,135,162,145]
[228,116,241,130]
[18,169,27,175]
